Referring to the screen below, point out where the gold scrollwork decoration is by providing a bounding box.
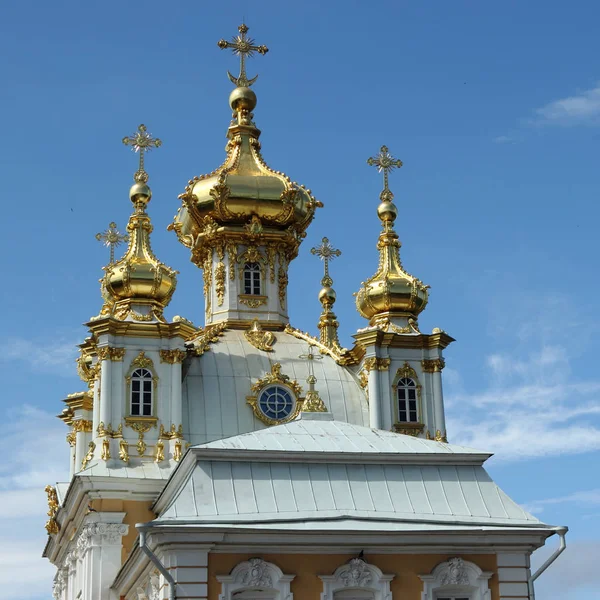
[119,439,130,463]
[125,416,157,456]
[173,439,182,462]
[246,363,304,425]
[187,321,227,356]
[100,438,111,461]
[159,423,183,439]
[244,319,275,352]
[421,358,445,372]
[72,419,93,433]
[238,294,267,308]
[363,357,391,371]
[215,261,226,306]
[159,349,187,364]
[44,485,60,535]
[81,441,96,469]
[154,439,165,463]
[97,422,123,438]
[131,351,155,370]
[393,422,425,437]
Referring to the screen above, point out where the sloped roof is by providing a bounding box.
[154,417,542,530]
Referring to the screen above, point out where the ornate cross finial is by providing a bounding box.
[367,145,403,201]
[310,237,342,287]
[299,345,323,378]
[218,23,269,87]
[122,124,162,183]
[96,222,129,264]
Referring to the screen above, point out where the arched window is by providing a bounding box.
[320,558,393,600]
[419,558,492,600]
[217,558,295,600]
[244,262,261,295]
[397,377,418,422]
[130,368,153,417]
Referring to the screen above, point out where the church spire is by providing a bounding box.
[97,124,177,322]
[355,145,429,333]
[311,237,344,352]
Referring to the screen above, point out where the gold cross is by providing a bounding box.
[218,24,268,87]
[310,237,341,287]
[299,345,323,378]
[367,145,403,200]
[96,222,129,264]
[122,124,162,183]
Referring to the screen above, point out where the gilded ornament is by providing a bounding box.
[393,423,425,436]
[109,347,126,361]
[125,417,156,456]
[434,429,448,443]
[97,346,111,361]
[137,438,147,456]
[81,441,96,470]
[277,265,288,308]
[266,246,276,283]
[238,294,267,308]
[363,357,391,371]
[154,439,165,463]
[358,369,368,389]
[244,215,263,236]
[244,319,275,352]
[159,349,187,364]
[187,321,227,356]
[96,221,129,265]
[100,438,111,461]
[421,358,446,373]
[217,23,269,88]
[44,485,60,535]
[72,419,93,433]
[159,423,184,439]
[131,351,155,370]
[119,439,130,463]
[227,243,237,280]
[97,422,123,438]
[246,363,304,425]
[66,431,76,447]
[215,261,226,306]
[203,253,212,318]
[284,324,359,366]
[173,439,182,462]
[122,124,162,184]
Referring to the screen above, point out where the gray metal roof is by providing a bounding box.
[156,418,537,529]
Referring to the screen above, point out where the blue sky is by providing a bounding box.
[1,1,599,598]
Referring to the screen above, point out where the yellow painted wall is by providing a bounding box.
[208,552,499,600]
[90,499,155,563]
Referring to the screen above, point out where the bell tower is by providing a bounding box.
[170,24,322,330]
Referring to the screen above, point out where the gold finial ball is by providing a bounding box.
[319,286,337,305]
[229,86,257,112]
[129,182,152,205]
[377,200,398,223]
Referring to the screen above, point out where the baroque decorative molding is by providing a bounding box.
[421,357,445,372]
[187,321,227,357]
[131,351,155,369]
[363,357,391,371]
[244,319,275,352]
[159,349,187,363]
[76,522,129,553]
[320,558,394,600]
[238,294,267,308]
[44,485,60,535]
[419,557,492,600]
[72,419,93,433]
[159,423,184,439]
[217,558,295,600]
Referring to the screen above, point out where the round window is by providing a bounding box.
[258,385,295,421]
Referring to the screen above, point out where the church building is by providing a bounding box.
[43,24,566,600]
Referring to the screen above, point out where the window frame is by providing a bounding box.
[243,262,262,296]
[319,558,394,600]
[125,352,159,420]
[419,558,492,600]
[217,558,294,600]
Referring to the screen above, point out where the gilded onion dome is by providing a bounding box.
[169,25,322,268]
[99,125,177,323]
[356,146,429,331]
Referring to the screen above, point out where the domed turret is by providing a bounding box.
[355,145,429,332]
[169,25,322,328]
[98,124,177,322]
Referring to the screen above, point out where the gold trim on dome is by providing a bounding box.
[159,349,187,364]
[422,358,446,372]
[244,319,275,352]
[284,324,361,366]
[239,294,267,308]
[187,321,227,356]
[246,363,304,425]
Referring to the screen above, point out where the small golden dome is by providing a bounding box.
[229,86,257,112]
[356,146,429,326]
[102,188,177,322]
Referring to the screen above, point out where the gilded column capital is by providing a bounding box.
[109,347,126,361]
[96,346,111,361]
[363,357,391,371]
[159,349,187,364]
[421,358,445,373]
[72,419,93,433]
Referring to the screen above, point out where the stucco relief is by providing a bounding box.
[217,558,295,600]
[320,558,394,600]
[419,557,492,600]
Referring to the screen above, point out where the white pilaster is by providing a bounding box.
[368,367,382,429]
[432,369,446,437]
[99,356,112,436]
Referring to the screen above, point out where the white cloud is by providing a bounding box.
[446,294,600,461]
[493,135,515,144]
[524,489,600,515]
[535,84,600,125]
[0,405,69,599]
[0,336,79,375]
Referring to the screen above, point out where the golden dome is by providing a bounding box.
[170,29,322,267]
[98,124,177,322]
[356,146,429,328]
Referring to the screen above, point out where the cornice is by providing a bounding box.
[85,317,198,340]
[353,329,455,350]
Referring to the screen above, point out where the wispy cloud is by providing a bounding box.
[524,489,600,515]
[447,294,600,461]
[534,83,600,126]
[0,337,79,375]
[493,135,515,144]
[0,406,69,599]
